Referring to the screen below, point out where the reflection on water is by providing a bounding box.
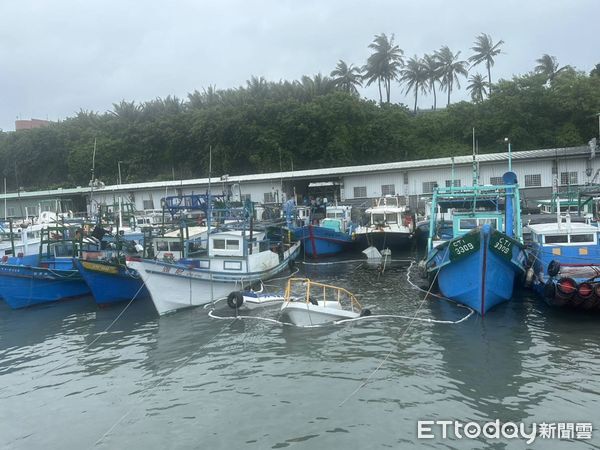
[0,254,599,448]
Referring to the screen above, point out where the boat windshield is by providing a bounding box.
[371,213,398,224]
[457,217,498,232]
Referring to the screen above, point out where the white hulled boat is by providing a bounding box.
[280,278,369,326]
[353,196,415,252]
[127,229,300,315]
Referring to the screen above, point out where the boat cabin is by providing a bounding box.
[451,212,504,238]
[208,230,268,258]
[321,205,352,233]
[527,220,600,262]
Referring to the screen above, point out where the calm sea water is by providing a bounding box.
[1,251,599,449]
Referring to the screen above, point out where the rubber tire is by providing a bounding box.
[547,260,560,277]
[227,291,244,309]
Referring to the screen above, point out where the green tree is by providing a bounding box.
[399,56,428,113]
[534,54,569,83]
[422,53,442,110]
[363,33,404,105]
[436,46,469,106]
[467,73,489,103]
[468,33,504,93]
[330,60,363,95]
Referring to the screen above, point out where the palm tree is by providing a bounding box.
[534,54,569,83]
[435,46,469,106]
[363,33,404,104]
[399,56,428,113]
[422,53,442,110]
[467,73,489,103]
[468,33,504,93]
[330,60,363,95]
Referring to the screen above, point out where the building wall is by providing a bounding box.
[14,119,51,131]
[2,146,598,220]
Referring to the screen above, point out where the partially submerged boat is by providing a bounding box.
[424,172,527,315]
[280,278,370,326]
[226,284,286,310]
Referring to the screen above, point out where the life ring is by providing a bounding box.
[227,291,244,309]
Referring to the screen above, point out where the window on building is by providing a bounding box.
[7,207,15,217]
[353,186,367,198]
[422,181,438,193]
[264,192,275,203]
[445,180,461,188]
[381,184,395,196]
[524,174,542,187]
[560,171,578,185]
[403,172,409,185]
[490,176,503,185]
[143,199,154,210]
[240,194,251,202]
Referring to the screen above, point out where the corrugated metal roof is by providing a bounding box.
[0,146,590,200]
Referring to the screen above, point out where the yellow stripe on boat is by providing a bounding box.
[81,261,119,274]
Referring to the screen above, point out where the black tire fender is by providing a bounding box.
[227,291,244,309]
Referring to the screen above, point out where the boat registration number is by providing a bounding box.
[449,232,480,261]
[489,232,514,260]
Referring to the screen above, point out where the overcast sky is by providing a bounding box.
[1,0,598,132]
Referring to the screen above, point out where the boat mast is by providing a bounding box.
[472,128,478,187]
[451,157,455,192]
[90,138,97,219]
[207,145,212,235]
[3,177,6,221]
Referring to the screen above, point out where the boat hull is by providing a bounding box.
[74,258,149,305]
[127,241,301,315]
[353,231,413,252]
[427,225,525,315]
[281,301,360,326]
[0,256,89,309]
[292,225,353,257]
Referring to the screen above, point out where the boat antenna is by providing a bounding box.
[207,145,212,234]
[3,177,7,221]
[472,128,478,186]
[90,138,97,219]
[451,157,455,192]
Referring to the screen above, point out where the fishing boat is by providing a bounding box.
[280,278,369,326]
[126,229,301,315]
[526,213,600,310]
[74,248,148,306]
[0,224,91,309]
[424,172,527,315]
[289,204,355,258]
[353,196,415,252]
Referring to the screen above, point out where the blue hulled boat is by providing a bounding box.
[74,257,148,306]
[527,217,600,310]
[424,172,527,315]
[0,226,91,309]
[290,205,355,257]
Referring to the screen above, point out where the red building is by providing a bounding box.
[15,118,51,130]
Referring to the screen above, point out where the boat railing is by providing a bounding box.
[283,277,362,311]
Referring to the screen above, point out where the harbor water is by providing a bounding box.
[1,252,599,449]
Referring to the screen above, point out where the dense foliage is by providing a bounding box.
[1,67,599,191]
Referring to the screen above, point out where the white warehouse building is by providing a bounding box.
[0,145,596,219]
